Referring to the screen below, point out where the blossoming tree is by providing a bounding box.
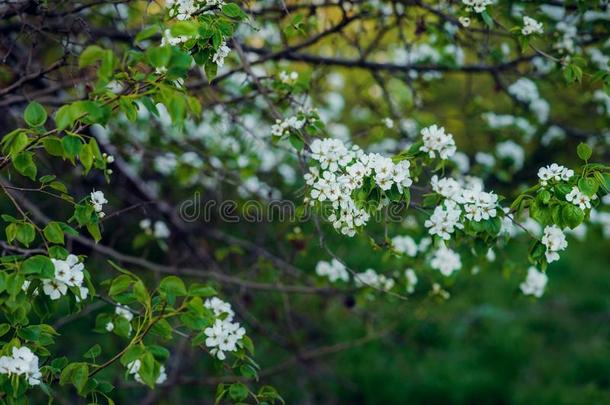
[0,0,608,402]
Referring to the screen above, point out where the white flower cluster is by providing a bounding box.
[140,219,171,239]
[391,235,418,257]
[212,41,231,68]
[166,0,198,20]
[279,70,298,85]
[554,21,578,54]
[482,113,536,140]
[0,347,42,386]
[166,0,224,20]
[521,16,544,35]
[507,78,550,123]
[204,296,235,318]
[271,116,305,137]
[203,298,246,360]
[405,268,418,294]
[566,186,593,210]
[419,125,456,159]
[126,360,167,385]
[161,29,191,46]
[306,138,412,236]
[462,0,493,13]
[42,254,88,301]
[426,175,498,239]
[354,269,395,291]
[425,200,463,240]
[90,190,108,218]
[430,244,462,276]
[520,266,548,297]
[541,225,568,263]
[105,305,134,334]
[537,163,574,186]
[315,259,349,282]
[594,90,610,117]
[496,140,525,170]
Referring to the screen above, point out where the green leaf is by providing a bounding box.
[6,223,17,243]
[135,26,160,43]
[39,174,56,184]
[137,352,158,388]
[79,142,94,173]
[24,101,47,127]
[529,200,552,226]
[109,274,133,297]
[133,280,150,306]
[576,142,592,161]
[44,221,64,244]
[150,319,173,340]
[562,204,584,229]
[60,362,89,395]
[169,21,198,37]
[578,177,598,197]
[538,189,551,205]
[55,104,77,131]
[189,284,217,297]
[17,325,43,341]
[99,50,116,81]
[146,46,172,68]
[16,223,36,247]
[0,324,10,338]
[87,222,102,242]
[61,135,83,160]
[21,255,55,278]
[481,10,494,28]
[119,97,138,122]
[222,3,247,19]
[5,131,29,156]
[159,276,187,297]
[13,151,37,180]
[43,136,64,157]
[83,344,102,359]
[79,45,105,68]
[241,335,254,354]
[229,382,249,401]
[167,95,186,125]
[288,133,304,150]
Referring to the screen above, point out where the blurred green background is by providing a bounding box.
[258,237,610,405]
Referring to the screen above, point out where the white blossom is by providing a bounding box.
[90,190,108,217]
[566,186,592,210]
[115,305,134,321]
[520,266,548,297]
[462,0,493,13]
[405,268,418,294]
[521,16,544,35]
[271,116,305,137]
[315,259,349,282]
[204,318,246,360]
[391,235,418,257]
[541,225,568,263]
[537,163,574,186]
[419,124,457,159]
[430,244,462,276]
[204,297,235,320]
[126,359,168,385]
[279,70,299,84]
[425,200,463,240]
[0,346,42,386]
[212,41,231,68]
[354,269,395,291]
